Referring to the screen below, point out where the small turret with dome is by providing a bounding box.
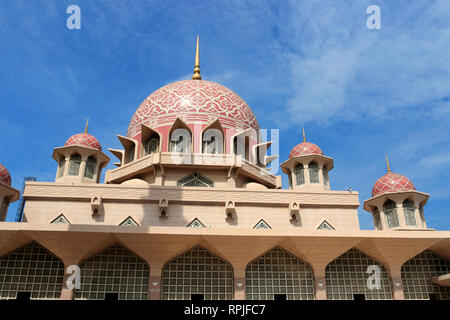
[0,163,20,221]
[52,119,110,184]
[364,155,430,230]
[281,128,333,191]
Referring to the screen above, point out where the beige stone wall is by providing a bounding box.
[22,182,360,231]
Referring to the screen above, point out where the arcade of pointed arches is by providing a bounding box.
[0,242,448,300]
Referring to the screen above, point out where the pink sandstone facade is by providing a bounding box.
[0,39,449,301]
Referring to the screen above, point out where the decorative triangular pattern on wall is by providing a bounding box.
[317,220,335,230]
[187,218,206,228]
[51,214,70,224]
[253,219,271,229]
[120,216,139,226]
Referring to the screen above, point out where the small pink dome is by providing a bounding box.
[372,172,416,197]
[65,133,102,151]
[289,142,323,158]
[0,163,11,186]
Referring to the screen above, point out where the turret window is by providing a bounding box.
[402,199,416,226]
[294,164,305,185]
[84,156,97,179]
[144,137,159,156]
[57,157,65,178]
[323,168,329,186]
[383,200,399,228]
[308,162,319,184]
[68,153,81,176]
[373,207,382,230]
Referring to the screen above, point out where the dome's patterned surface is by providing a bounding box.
[127,80,259,139]
[65,133,102,151]
[289,142,323,158]
[372,172,416,197]
[0,163,11,186]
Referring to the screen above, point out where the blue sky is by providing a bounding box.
[0,0,449,229]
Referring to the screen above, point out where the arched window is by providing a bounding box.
[126,144,135,164]
[373,207,382,230]
[144,136,159,156]
[309,162,319,184]
[323,168,329,186]
[169,129,191,153]
[202,129,223,154]
[383,200,399,228]
[403,199,416,226]
[84,156,97,179]
[68,153,81,176]
[294,164,305,185]
[57,157,65,178]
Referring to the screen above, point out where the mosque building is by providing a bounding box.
[0,37,449,301]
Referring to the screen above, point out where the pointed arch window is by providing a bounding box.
[57,157,65,178]
[253,219,271,229]
[177,173,213,187]
[68,153,81,176]
[373,207,382,230]
[84,156,97,179]
[144,136,159,156]
[402,199,416,226]
[308,161,319,184]
[120,216,138,226]
[51,214,70,224]
[294,164,305,185]
[187,218,206,228]
[169,129,191,153]
[202,129,223,154]
[317,220,334,230]
[383,200,399,228]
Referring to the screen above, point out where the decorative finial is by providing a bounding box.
[192,35,201,80]
[385,153,391,173]
[302,127,306,142]
[84,118,89,134]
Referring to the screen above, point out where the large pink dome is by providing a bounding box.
[65,133,102,151]
[289,142,323,158]
[127,80,259,139]
[0,163,11,186]
[372,172,416,197]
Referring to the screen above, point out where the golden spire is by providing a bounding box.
[192,35,201,80]
[302,127,306,142]
[385,153,391,173]
[84,118,89,134]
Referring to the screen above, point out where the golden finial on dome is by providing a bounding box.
[192,35,201,80]
[302,127,306,142]
[385,153,391,173]
[84,118,89,134]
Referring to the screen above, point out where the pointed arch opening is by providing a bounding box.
[168,118,192,153]
[245,247,314,300]
[401,250,450,300]
[161,246,233,300]
[0,242,64,300]
[74,244,149,300]
[325,248,393,300]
